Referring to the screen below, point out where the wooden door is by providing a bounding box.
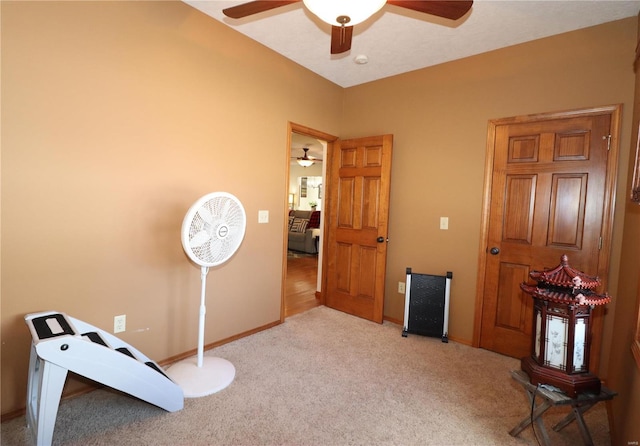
[324,134,393,323]
[477,107,619,367]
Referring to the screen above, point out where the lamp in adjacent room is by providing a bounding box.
[297,148,315,167]
[297,159,314,167]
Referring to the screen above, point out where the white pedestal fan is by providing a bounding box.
[166,192,246,398]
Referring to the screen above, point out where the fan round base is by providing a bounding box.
[166,356,235,398]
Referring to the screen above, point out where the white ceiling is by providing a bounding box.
[185,0,640,88]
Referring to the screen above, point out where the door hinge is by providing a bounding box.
[599,236,603,250]
[602,135,611,151]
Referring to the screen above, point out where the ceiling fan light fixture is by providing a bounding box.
[303,0,387,27]
[297,159,314,168]
[297,147,316,167]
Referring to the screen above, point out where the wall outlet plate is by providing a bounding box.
[114,314,126,333]
[398,282,406,294]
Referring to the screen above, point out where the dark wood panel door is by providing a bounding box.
[479,110,615,362]
[325,135,393,323]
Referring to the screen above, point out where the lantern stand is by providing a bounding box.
[519,254,611,397]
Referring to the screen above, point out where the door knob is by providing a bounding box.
[377,237,386,243]
[489,247,500,255]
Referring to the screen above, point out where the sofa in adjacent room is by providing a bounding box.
[288,210,321,254]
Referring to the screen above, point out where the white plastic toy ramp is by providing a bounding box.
[24,311,183,446]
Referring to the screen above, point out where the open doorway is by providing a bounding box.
[284,132,325,317]
[283,124,336,319]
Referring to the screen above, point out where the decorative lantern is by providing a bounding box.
[519,255,611,397]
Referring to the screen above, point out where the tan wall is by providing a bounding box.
[1,1,343,414]
[2,0,639,432]
[605,13,640,445]
[342,19,637,354]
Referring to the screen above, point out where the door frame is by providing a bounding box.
[472,104,622,372]
[281,122,337,322]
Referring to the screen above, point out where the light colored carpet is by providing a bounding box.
[2,306,612,445]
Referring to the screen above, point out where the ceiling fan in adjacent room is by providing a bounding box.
[295,147,322,167]
[222,0,473,54]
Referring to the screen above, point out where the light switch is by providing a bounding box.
[258,210,269,224]
[440,217,449,230]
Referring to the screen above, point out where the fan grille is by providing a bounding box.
[182,193,246,267]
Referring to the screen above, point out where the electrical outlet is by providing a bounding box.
[440,217,449,230]
[114,314,126,333]
[398,281,406,294]
[258,210,269,223]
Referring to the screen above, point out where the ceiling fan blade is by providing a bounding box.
[331,26,353,54]
[222,1,301,19]
[387,0,473,20]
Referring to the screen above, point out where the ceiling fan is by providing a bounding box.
[222,1,474,54]
[295,147,322,167]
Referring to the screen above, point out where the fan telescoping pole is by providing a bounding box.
[165,263,235,397]
[197,266,209,368]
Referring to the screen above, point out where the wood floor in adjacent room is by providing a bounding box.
[285,252,320,318]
